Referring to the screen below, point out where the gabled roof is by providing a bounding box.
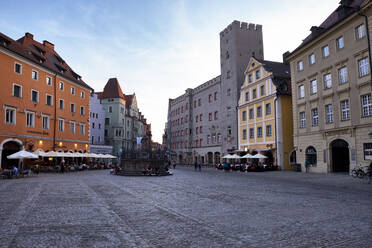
[125,94,138,109]
[125,94,133,108]
[100,78,125,100]
[290,0,363,56]
[0,32,93,90]
[255,58,290,79]
[243,57,291,95]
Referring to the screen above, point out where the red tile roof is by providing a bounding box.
[100,78,125,100]
[124,94,134,108]
[0,32,93,90]
[96,92,103,99]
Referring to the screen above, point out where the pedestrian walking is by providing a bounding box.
[194,161,197,170]
[35,163,39,174]
[60,160,65,173]
[13,166,18,177]
[304,159,309,173]
[198,162,201,171]
[173,161,176,169]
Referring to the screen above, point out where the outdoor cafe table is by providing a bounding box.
[1,169,14,179]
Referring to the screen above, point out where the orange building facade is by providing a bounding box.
[0,32,92,168]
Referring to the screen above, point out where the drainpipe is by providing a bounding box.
[53,73,57,151]
[274,96,278,169]
[357,7,372,88]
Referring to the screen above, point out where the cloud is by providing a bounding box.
[0,0,341,143]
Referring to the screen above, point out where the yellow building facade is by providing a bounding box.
[238,57,293,170]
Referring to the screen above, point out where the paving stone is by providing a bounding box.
[0,167,371,247]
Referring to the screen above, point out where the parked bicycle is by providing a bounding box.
[351,164,372,184]
[351,164,369,178]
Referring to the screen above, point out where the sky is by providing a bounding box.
[0,0,340,143]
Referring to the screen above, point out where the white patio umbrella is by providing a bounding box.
[252,153,268,159]
[61,152,75,158]
[73,153,86,157]
[79,153,89,157]
[7,150,38,170]
[7,150,38,159]
[102,154,116,159]
[242,154,254,159]
[230,154,241,159]
[55,151,67,157]
[89,153,100,158]
[222,154,233,159]
[48,151,60,157]
[34,149,47,157]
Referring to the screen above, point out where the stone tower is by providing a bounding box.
[219,20,264,153]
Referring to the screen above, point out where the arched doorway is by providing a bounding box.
[330,139,349,172]
[207,152,213,164]
[1,140,22,169]
[178,154,183,164]
[305,146,317,166]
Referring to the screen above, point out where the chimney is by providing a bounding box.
[310,26,324,36]
[25,32,34,40]
[337,0,354,19]
[282,51,290,64]
[339,0,353,7]
[43,40,54,50]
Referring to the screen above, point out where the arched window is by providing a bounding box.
[306,146,317,165]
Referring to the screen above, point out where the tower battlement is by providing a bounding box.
[220,20,262,37]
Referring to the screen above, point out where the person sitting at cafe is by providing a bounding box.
[146,166,152,175]
[13,166,18,176]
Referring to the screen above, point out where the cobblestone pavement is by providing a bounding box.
[1,166,372,248]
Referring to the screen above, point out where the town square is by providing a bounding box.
[1,168,372,247]
[1,0,372,247]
